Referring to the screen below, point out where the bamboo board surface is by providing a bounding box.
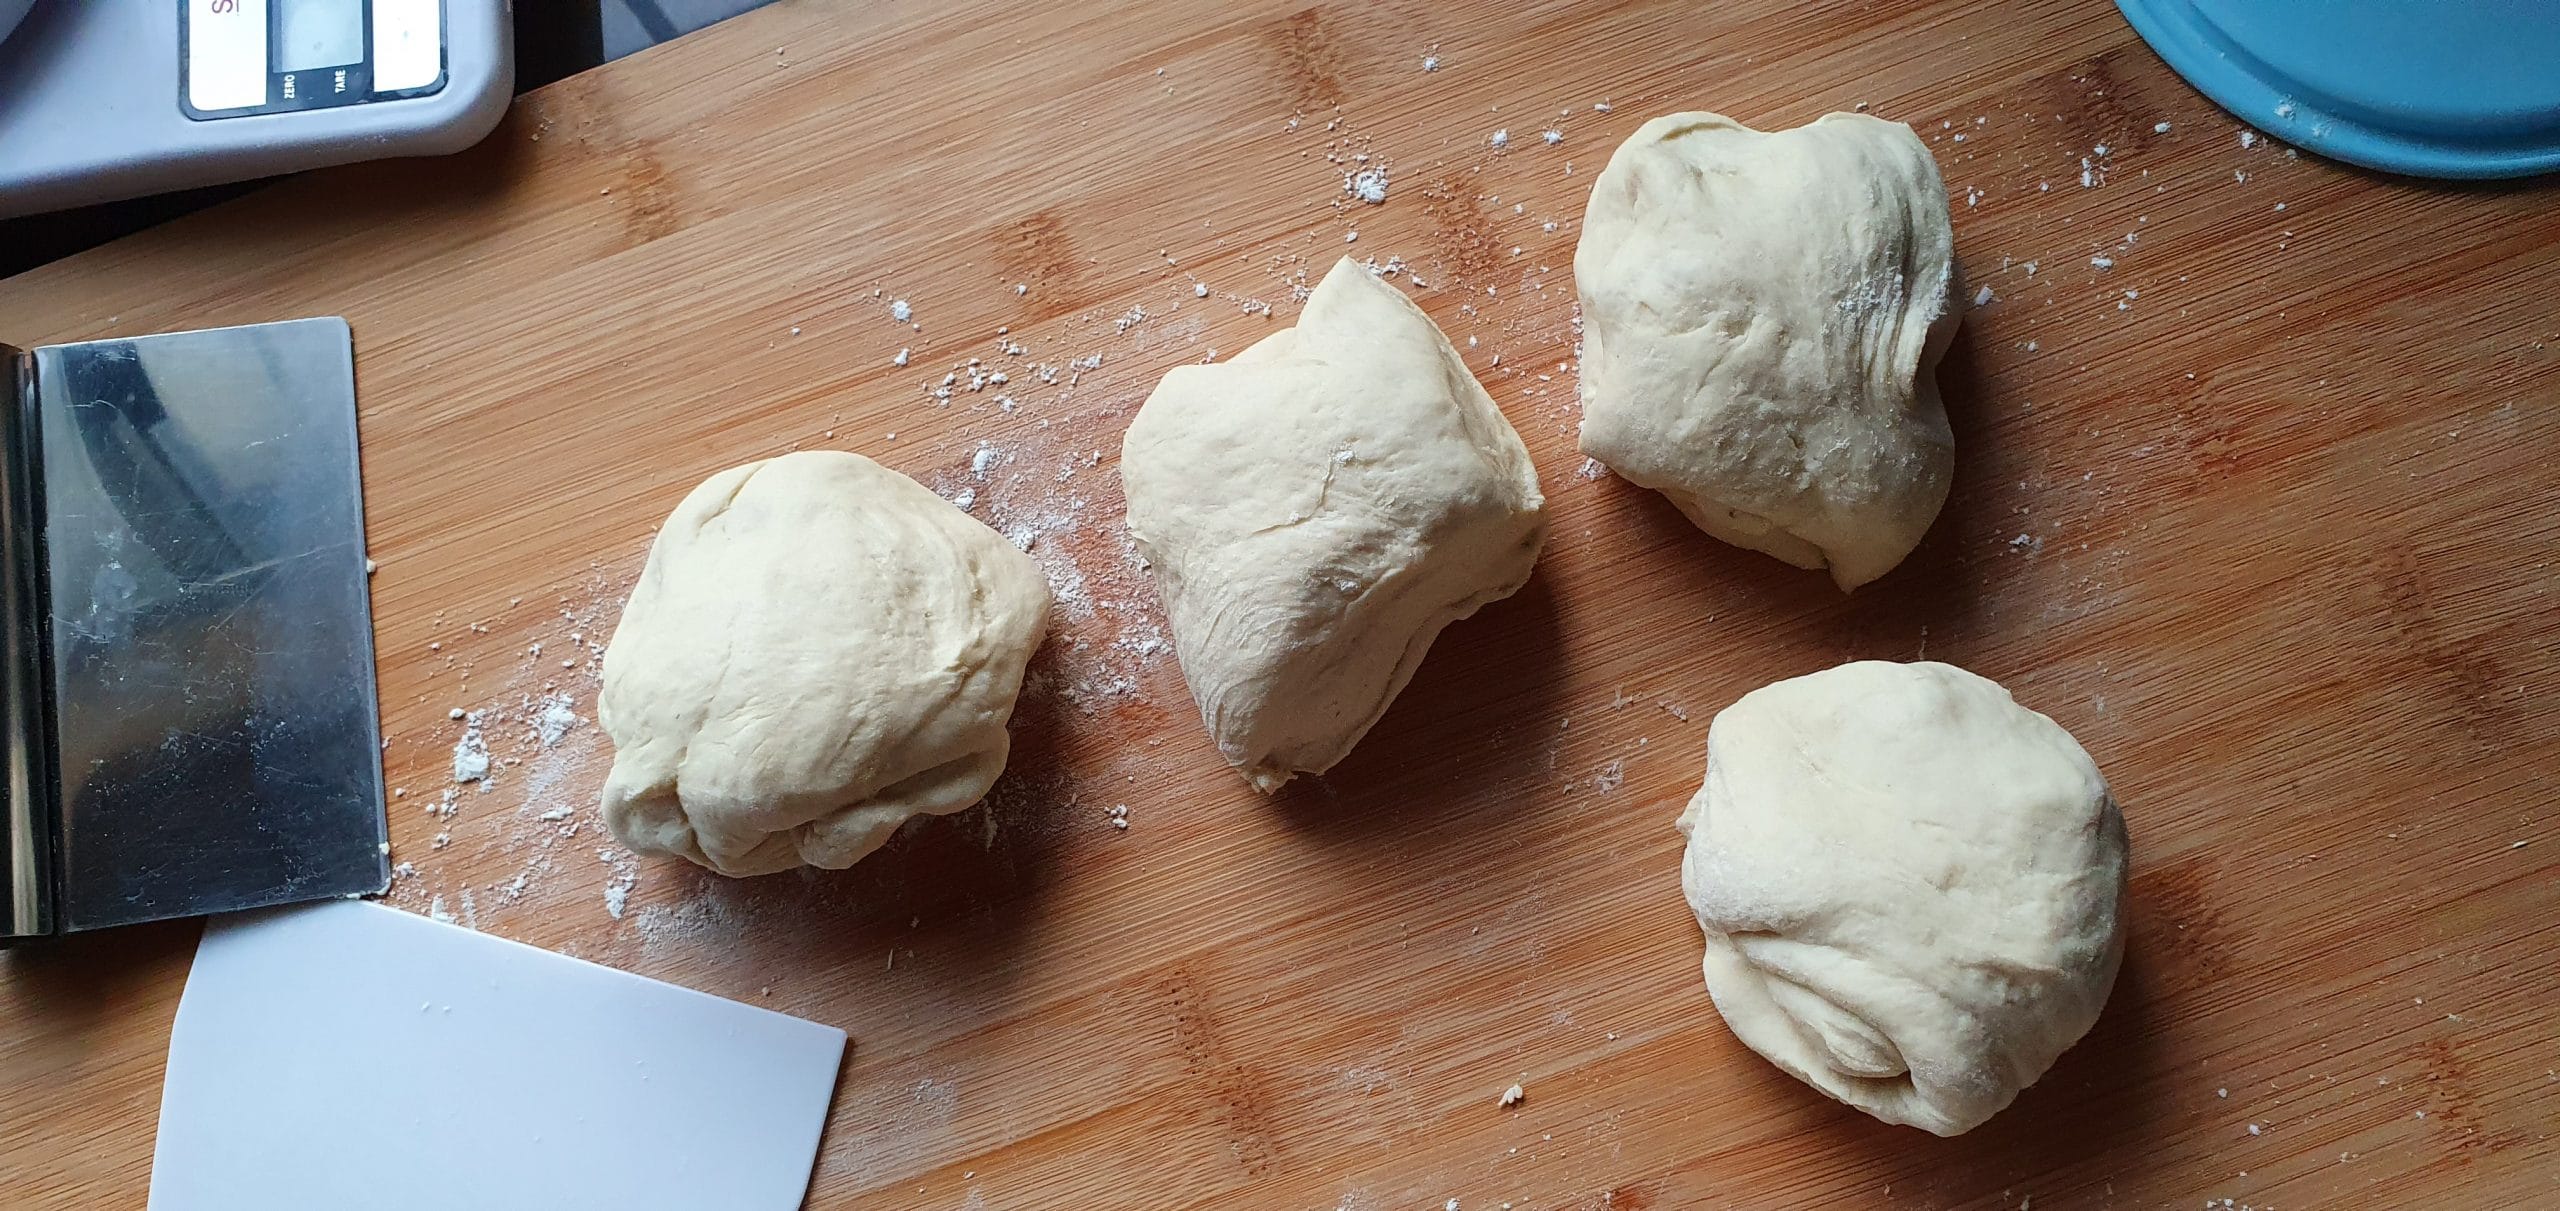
[2,1,2556,1206]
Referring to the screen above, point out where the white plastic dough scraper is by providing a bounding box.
[0,0,512,219]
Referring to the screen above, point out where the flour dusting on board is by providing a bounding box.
[383,564,632,931]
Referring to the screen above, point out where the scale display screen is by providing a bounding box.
[275,0,364,73]
[182,0,446,119]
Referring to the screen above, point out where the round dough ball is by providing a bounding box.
[1122,257,1547,792]
[1576,112,1962,591]
[1676,660,2126,1135]
[599,451,1050,876]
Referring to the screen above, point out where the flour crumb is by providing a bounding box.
[893,348,910,367]
[1194,282,1210,298]
[1577,457,1605,480]
[889,299,913,323]
[2090,255,2115,269]
[2008,533,2044,555]
[972,443,1001,479]
[1347,168,1389,204]
[1593,760,1625,794]
[1489,128,1510,149]
[1421,54,1439,72]
[1541,129,1563,145]
[951,487,978,511]
[604,871,636,919]
[1974,284,1994,307]
[428,895,454,924]
[535,693,580,746]
[451,719,491,784]
[2240,130,2257,149]
[2154,121,2173,134]
[1499,1083,1525,1108]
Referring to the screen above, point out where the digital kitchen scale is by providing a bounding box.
[0,1,512,220]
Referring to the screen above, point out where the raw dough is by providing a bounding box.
[1576,112,1963,591]
[1676,660,2126,1135]
[598,451,1050,876]
[1121,257,1548,791]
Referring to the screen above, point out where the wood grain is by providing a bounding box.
[4,0,2555,1206]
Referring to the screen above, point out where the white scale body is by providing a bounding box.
[0,0,512,220]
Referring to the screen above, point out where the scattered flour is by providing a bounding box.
[601,846,640,920]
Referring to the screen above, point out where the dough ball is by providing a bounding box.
[1576,112,1962,591]
[1676,661,2126,1135]
[599,451,1050,876]
[1122,257,1548,792]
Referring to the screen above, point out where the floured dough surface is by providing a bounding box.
[1676,660,2127,1135]
[1577,111,1962,591]
[599,450,1050,876]
[1122,257,1548,791]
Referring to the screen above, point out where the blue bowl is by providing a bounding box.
[2118,0,2560,180]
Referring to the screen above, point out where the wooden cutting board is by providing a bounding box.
[3,1,2554,1206]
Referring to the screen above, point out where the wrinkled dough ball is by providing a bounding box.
[1122,257,1548,792]
[1577,112,1962,591]
[599,451,1049,876]
[1676,661,2127,1135]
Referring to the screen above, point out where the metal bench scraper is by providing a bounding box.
[2,317,389,938]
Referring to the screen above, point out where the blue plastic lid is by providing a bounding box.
[2118,0,2560,179]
